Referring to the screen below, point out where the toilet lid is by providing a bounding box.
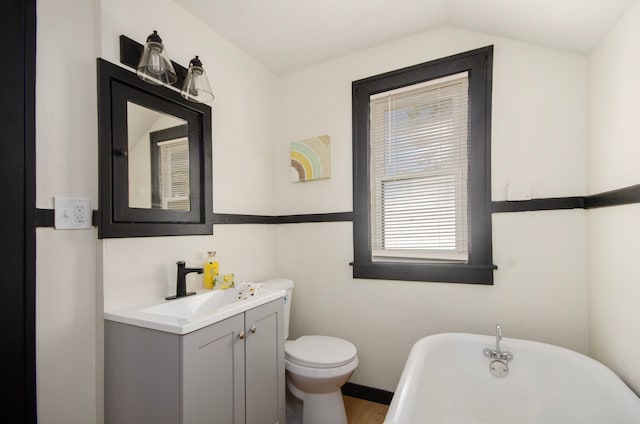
[285,335,357,369]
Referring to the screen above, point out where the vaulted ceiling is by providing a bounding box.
[175,0,633,74]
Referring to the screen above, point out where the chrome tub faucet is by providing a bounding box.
[483,324,514,362]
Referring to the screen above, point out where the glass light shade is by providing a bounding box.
[136,31,178,85]
[181,56,214,103]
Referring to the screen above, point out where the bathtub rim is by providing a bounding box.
[384,332,640,424]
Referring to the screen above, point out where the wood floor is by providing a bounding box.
[343,395,389,424]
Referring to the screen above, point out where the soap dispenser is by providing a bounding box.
[203,251,219,289]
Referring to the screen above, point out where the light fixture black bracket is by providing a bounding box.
[119,34,188,90]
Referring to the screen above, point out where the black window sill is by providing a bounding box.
[352,262,496,285]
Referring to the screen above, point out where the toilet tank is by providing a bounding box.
[259,278,294,340]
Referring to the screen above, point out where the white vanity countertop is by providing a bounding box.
[104,288,285,335]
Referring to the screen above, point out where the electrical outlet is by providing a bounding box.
[54,197,92,229]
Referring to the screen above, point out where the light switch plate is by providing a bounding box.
[54,197,92,229]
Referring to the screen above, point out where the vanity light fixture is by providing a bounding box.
[121,32,214,104]
[181,56,214,104]
[136,30,178,85]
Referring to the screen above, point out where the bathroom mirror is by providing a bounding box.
[97,58,212,238]
[127,103,190,211]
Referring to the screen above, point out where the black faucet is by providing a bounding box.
[166,261,203,300]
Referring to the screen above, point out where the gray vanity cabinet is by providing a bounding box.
[105,298,285,424]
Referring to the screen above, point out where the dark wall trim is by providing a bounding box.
[213,213,277,225]
[492,196,584,213]
[33,184,640,228]
[212,212,354,225]
[35,208,55,227]
[493,184,640,213]
[36,208,107,228]
[584,184,640,209]
[342,382,394,405]
[35,211,351,227]
[276,212,353,224]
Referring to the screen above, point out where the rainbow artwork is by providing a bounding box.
[290,135,331,182]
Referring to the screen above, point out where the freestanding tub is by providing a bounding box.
[385,333,640,423]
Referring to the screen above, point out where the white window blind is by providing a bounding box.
[158,138,190,211]
[370,72,469,262]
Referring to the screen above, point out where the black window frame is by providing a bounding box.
[351,46,495,284]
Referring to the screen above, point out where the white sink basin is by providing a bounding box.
[104,287,285,335]
[141,288,241,320]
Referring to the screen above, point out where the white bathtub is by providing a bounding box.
[385,333,640,423]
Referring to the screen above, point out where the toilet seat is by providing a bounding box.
[285,335,357,369]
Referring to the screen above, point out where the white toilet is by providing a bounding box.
[261,278,358,424]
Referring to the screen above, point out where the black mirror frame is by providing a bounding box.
[97,58,213,238]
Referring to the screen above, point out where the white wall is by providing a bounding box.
[276,27,590,391]
[35,0,99,422]
[588,0,640,394]
[102,226,278,309]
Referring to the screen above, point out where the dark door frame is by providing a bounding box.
[0,0,37,422]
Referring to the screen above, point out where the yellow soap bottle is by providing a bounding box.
[203,251,219,289]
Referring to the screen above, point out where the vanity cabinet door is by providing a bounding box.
[105,321,181,424]
[182,313,245,424]
[245,299,285,424]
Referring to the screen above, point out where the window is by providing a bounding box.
[370,74,469,262]
[158,137,190,210]
[149,123,192,212]
[352,46,495,284]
